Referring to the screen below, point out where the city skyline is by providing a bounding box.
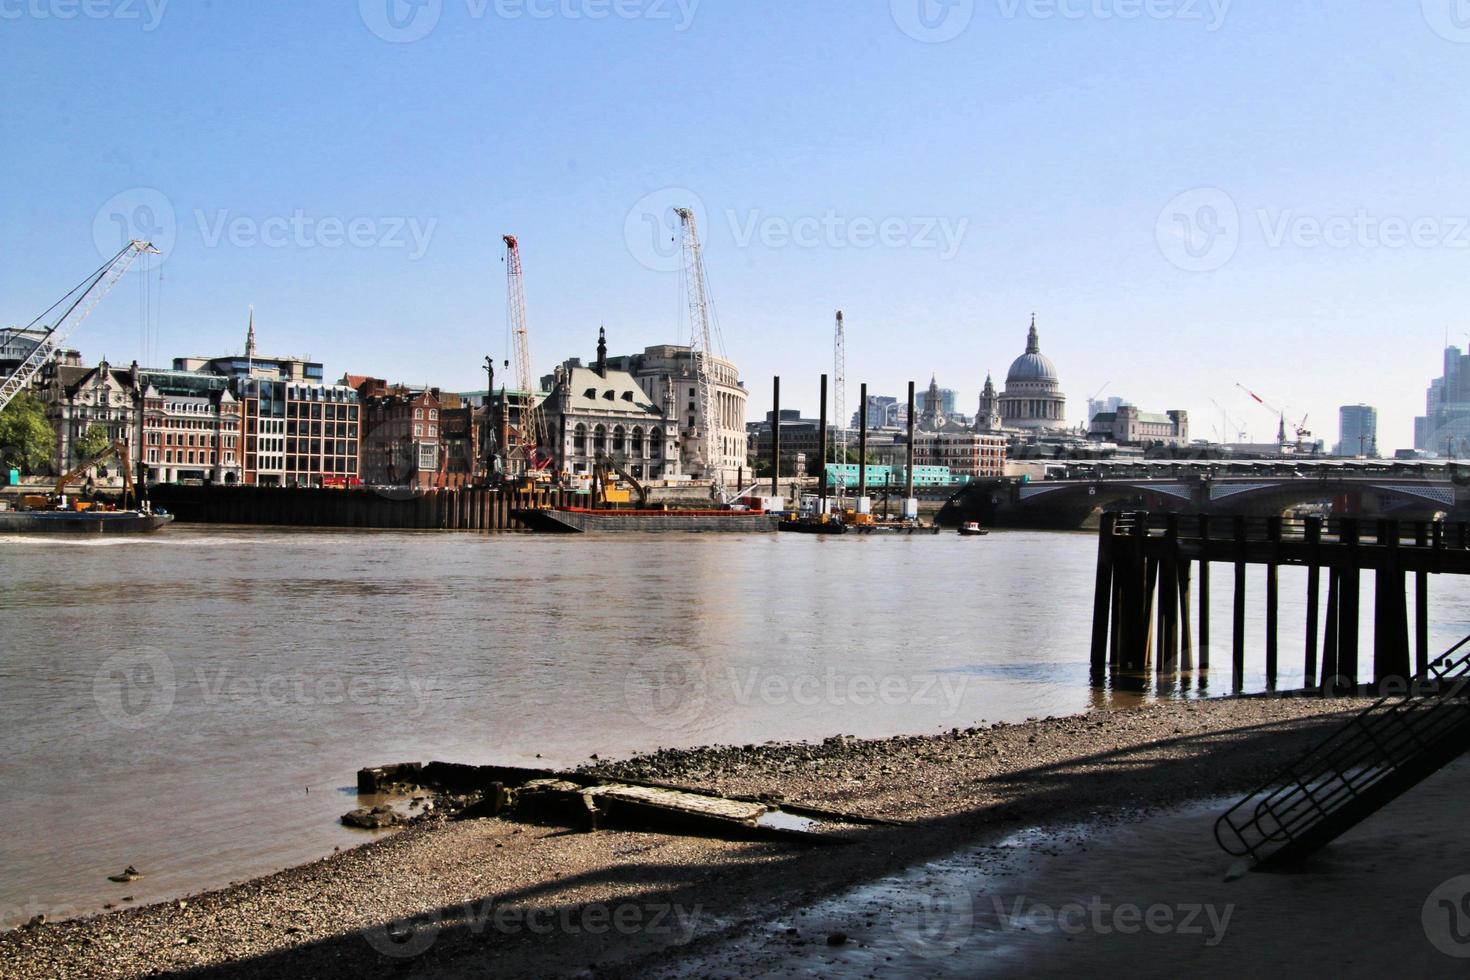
[6,4,1467,453]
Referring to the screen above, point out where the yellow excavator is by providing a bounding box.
[592,453,649,509]
[24,440,140,512]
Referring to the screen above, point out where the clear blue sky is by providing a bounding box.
[4,1,1467,451]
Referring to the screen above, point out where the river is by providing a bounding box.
[3,527,1469,925]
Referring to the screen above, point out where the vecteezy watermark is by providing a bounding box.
[1424,875,1470,957]
[362,900,703,959]
[891,0,975,43]
[622,659,970,731]
[623,659,711,731]
[93,187,178,262]
[622,189,970,272]
[992,0,1230,31]
[727,210,970,260]
[1155,187,1240,273]
[727,667,970,714]
[1422,0,1470,43]
[92,651,437,729]
[195,210,437,260]
[0,0,168,30]
[358,0,699,43]
[892,883,1234,958]
[93,648,177,731]
[891,0,1230,42]
[1156,187,1470,272]
[623,186,706,273]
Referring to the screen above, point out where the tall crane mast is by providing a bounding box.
[503,235,547,475]
[1236,383,1312,448]
[0,240,158,413]
[834,310,847,464]
[674,207,723,498]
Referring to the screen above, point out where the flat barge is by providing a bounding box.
[516,507,779,534]
[0,509,174,534]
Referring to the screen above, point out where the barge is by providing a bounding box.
[516,507,779,534]
[0,508,174,534]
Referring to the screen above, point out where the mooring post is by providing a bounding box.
[1305,516,1322,689]
[1159,516,1180,681]
[1090,513,1117,683]
[1416,521,1430,676]
[1322,568,1341,691]
[1233,516,1247,693]
[818,373,829,513]
[1266,516,1281,690]
[1340,518,1360,689]
[1374,519,1411,687]
[771,376,781,496]
[1198,515,1211,680]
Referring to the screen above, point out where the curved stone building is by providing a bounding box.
[999,316,1067,432]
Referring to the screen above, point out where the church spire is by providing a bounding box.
[1026,314,1040,354]
[245,306,257,358]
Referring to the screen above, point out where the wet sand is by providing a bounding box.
[4,695,1436,978]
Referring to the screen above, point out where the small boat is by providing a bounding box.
[959,521,989,537]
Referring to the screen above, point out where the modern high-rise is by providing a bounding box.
[1415,347,1470,457]
[1337,404,1378,457]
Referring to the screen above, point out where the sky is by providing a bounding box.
[3,0,1468,452]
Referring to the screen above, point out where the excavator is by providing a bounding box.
[591,453,649,509]
[23,440,143,512]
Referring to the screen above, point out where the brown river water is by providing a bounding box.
[3,527,1469,926]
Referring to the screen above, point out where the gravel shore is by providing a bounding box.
[0,695,1369,979]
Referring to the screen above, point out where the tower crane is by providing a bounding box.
[834,311,847,465]
[502,235,549,477]
[0,240,159,413]
[1236,383,1312,449]
[674,207,724,500]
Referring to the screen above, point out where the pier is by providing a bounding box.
[1090,512,1470,692]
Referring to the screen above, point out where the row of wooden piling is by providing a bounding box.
[148,484,574,531]
[1091,513,1465,692]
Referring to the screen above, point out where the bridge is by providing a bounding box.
[941,459,1470,529]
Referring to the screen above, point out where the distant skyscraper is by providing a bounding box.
[1337,404,1378,457]
[1415,346,1470,457]
[1088,395,1125,424]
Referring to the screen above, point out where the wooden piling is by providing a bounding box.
[1305,517,1321,690]
[1233,516,1247,693]
[1178,560,1194,673]
[1090,514,1116,681]
[1265,516,1281,690]
[1339,519,1360,688]
[1416,522,1430,675]
[1322,567,1340,691]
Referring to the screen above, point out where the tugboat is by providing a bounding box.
[958,521,989,537]
[0,441,172,535]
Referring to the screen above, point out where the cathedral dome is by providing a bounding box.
[1005,318,1058,384]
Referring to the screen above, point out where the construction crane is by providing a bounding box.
[0,240,158,413]
[834,310,847,466]
[502,235,549,478]
[674,207,724,500]
[1209,397,1249,444]
[1236,383,1313,449]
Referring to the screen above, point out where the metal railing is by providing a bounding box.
[1214,633,1470,863]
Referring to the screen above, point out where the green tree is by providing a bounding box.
[0,392,55,475]
[73,423,112,462]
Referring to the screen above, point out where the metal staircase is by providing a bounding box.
[1215,635,1470,868]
